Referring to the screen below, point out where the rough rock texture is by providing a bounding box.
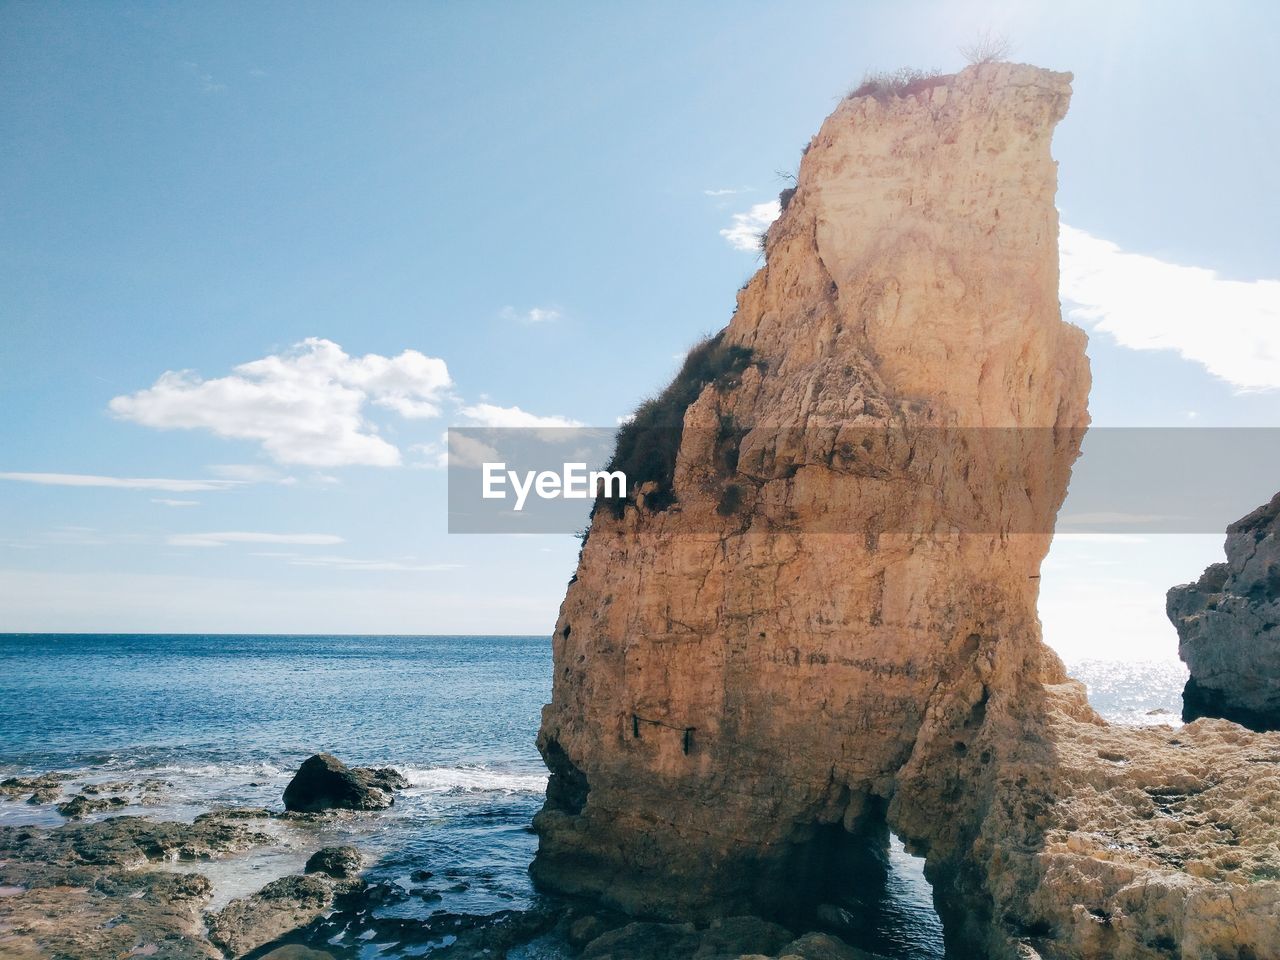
[0,813,275,959]
[534,62,1280,958]
[304,844,364,879]
[1168,491,1280,729]
[282,753,406,812]
[206,875,336,957]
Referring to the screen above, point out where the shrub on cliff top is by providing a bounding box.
[960,31,1012,65]
[848,67,947,101]
[600,332,755,517]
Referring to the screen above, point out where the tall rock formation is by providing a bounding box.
[1169,491,1280,730]
[534,63,1280,958]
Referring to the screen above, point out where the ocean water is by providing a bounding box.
[0,635,1186,958]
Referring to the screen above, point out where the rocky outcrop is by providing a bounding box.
[533,62,1280,958]
[0,812,275,958]
[282,753,407,812]
[304,844,364,879]
[535,61,1087,928]
[1168,491,1280,729]
[206,875,338,957]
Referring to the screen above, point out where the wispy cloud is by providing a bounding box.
[704,187,751,197]
[1059,224,1280,391]
[720,201,781,252]
[208,464,296,484]
[109,338,453,467]
[151,498,200,507]
[0,472,240,492]
[167,531,344,548]
[458,403,583,429]
[501,306,562,324]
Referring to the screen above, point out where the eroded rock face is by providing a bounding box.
[535,62,1088,926]
[1168,491,1280,729]
[533,62,1280,958]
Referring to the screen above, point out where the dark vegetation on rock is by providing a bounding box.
[601,332,756,517]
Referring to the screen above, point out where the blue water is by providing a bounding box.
[0,635,1185,958]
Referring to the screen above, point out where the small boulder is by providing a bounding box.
[282,754,404,812]
[304,845,363,879]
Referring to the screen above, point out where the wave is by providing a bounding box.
[401,766,547,796]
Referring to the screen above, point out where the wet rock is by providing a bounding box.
[281,753,405,812]
[581,916,793,959]
[303,845,363,879]
[206,875,334,957]
[2,814,274,870]
[355,765,410,791]
[193,806,273,822]
[0,838,218,960]
[774,931,888,960]
[428,905,559,958]
[56,793,128,818]
[259,947,338,960]
[0,773,68,802]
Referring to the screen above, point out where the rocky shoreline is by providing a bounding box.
[0,757,896,959]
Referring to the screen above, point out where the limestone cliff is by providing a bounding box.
[1169,491,1280,730]
[533,63,1280,959]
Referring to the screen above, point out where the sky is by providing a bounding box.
[2,1,1279,660]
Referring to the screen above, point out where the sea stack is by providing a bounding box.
[1168,490,1280,730]
[535,62,1088,923]
[533,62,1280,960]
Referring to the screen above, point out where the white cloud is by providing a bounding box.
[208,463,296,484]
[705,187,751,197]
[0,472,240,492]
[109,338,453,467]
[720,200,781,252]
[152,498,199,507]
[1059,224,1280,391]
[501,306,562,324]
[458,403,583,429]
[444,433,501,469]
[167,531,344,548]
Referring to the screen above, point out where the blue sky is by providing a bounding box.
[2,1,1279,658]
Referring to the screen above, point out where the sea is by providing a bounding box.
[0,634,1187,959]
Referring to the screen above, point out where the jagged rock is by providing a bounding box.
[281,753,405,812]
[206,875,334,956]
[55,793,128,818]
[1168,490,1280,729]
[532,61,1280,959]
[0,773,68,803]
[535,61,1089,928]
[304,844,363,879]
